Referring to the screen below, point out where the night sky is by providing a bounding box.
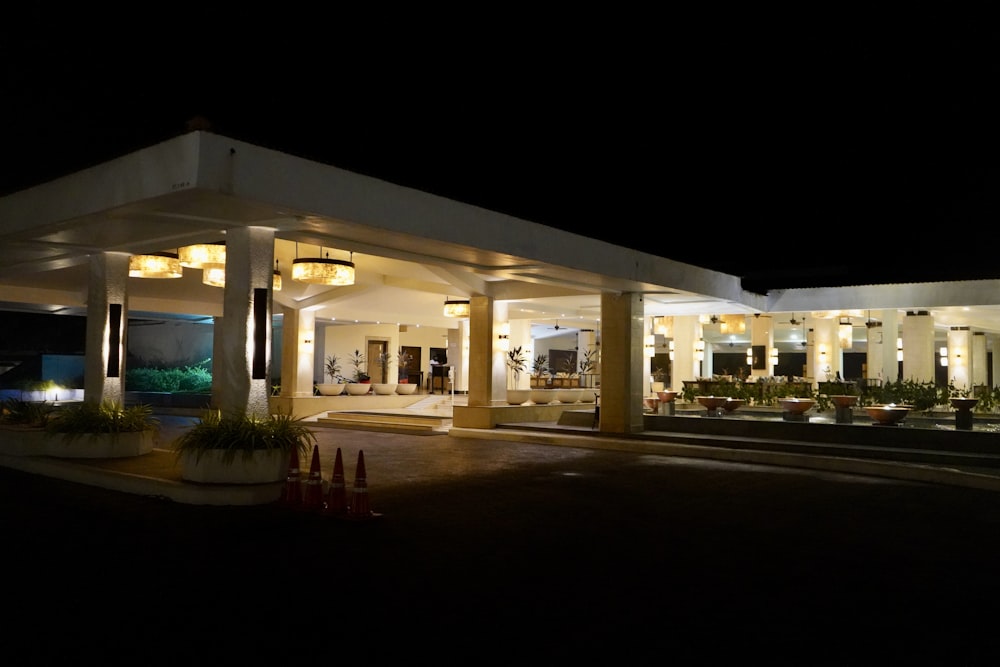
[3,9,998,293]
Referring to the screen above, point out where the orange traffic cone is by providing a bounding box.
[280,446,302,507]
[347,449,382,520]
[323,447,347,516]
[302,444,324,511]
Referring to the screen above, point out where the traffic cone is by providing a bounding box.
[347,449,382,520]
[302,444,324,511]
[323,447,347,516]
[279,446,302,507]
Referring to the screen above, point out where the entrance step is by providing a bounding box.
[314,411,450,435]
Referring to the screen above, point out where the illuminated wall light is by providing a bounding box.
[644,334,655,358]
[668,339,675,361]
[695,339,705,362]
[498,322,510,351]
[897,338,904,362]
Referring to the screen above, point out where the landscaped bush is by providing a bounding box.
[125,359,212,393]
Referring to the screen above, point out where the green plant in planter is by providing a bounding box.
[45,400,159,441]
[397,348,413,381]
[0,398,55,427]
[173,409,316,464]
[348,349,369,382]
[375,350,395,383]
[324,354,342,383]
[532,354,549,378]
[505,346,527,390]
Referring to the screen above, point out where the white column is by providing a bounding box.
[280,306,316,397]
[946,327,972,393]
[811,317,838,382]
[672,315,700,388]
[749,315,775,379]
[865,321,885,382]
[901,310,935,383]
[217,226,275,417]
[84,251,130,405]
[881,309,900,383]
[972,331,988,388]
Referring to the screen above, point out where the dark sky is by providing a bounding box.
[3,9,998,293]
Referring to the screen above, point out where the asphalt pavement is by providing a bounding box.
[4,420,1000,665]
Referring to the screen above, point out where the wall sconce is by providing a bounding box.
[668,340,675,361]
[897,337,904,362]
[838,318,853,349]
[498,322,510,351]
[644,334,655,358]
[818,344,828,359]
[770,347,779,366]
[695,339,705,362]
[940,346,948,367]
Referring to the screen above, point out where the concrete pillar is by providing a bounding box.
[811,317,838,382]
[901,310,934,383]
[880,309,900,384]
[467,295,493,407]
[972,331,988,388]
[280,306,316,397]
[216,226,275,417]
[599,292,645,434]
[84,251,130,405]
[672,315,701,387]
[865,321,885,382]
[749,315,775,379]
[946,326,972,393]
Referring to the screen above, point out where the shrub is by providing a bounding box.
[45,401,159,440]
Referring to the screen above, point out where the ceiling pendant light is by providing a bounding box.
[291,244,355,286]
[178,242,226,269]
[129,252,182,279]
[273,260,282,291]
[443,297,471,318]
[202,263,226,288]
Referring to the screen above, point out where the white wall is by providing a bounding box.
[321,322,455,384]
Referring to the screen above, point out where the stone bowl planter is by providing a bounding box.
[372,383,398,395]
[950,397,979,411]
[556,388,584,403]
[505,389,531,405]
[829,395,857,408]
[345,383,371,395]
[180,448,289,484]
[656,391,679,404]
[395,383,418,395]
[865,404,911,426]
[778,398,815,415]
[530,388,556,404]
[316,383,345,396]
[722,398,745,413]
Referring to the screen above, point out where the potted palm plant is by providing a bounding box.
[395,348,417,394]
[530,353,555,403]
[316,354,346,396]
[372,350,397,395]
[345,349,371,395]
[173,408,316,484]
[505,346,530,405]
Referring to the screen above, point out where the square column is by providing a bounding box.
[280,306,316,397]
[599,292,645,434]
[467,295,493,407]
[84,252,130,405]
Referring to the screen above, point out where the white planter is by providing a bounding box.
[556,388,584,403]
[530,389,556,404]
[180,448,289,484]
[45,430,155,458]
[506,389,531,405]
[395,383,417,395]
[345,383,371,395]
[0,426,48,456]
[316,383,345,396]
[372,383,398,395]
